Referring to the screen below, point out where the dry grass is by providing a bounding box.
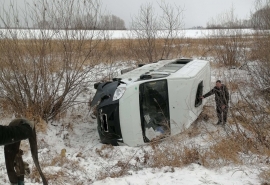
[147,130,247,169]
[95,145,136,181]
[96,143,200,181]
[147,144,200,168]
[95,144,115,159]
[230,98,270,151]
[198,106,217,121]
[28,149,91,184]
[0,37,254,65]
[96,161,131,181]
[260,169,270,185]
[35,118,48,133]
[227,81,239,92]
[204,136,243,167]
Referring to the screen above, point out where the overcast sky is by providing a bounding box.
[1,0,256,28]
[101,0,256,28]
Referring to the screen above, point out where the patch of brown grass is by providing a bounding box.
[28,150,90,184]
[147,142,201,168]
[95,144,115,158]
[35,118,48,133]
[227,81,239,92]
[260,169,270,185]
[2,34,257,64]
[199,106,216,121]
[29,166,65,184]
[96,161,131,181]
[96,147,139,181]
[0,36,255,77]
[205,136,243,167]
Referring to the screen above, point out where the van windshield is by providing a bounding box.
[139,80,170,142]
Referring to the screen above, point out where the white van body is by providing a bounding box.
[91,58,211,146]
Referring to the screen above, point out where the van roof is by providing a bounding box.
[169,59,209,78]
[116,58,209,84]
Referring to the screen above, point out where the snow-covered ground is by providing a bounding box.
[0,117,262,185]
[0,60,268,185]
[93,164,261,185]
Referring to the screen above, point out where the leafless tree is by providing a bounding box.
[213,0,270,150]
[251,0,270,29]
[127,1,184,63]
[249,0,270,98]
[129,3,158,63]
[206,7,249,67]
[158,1,184,59]
[0,0,110,122]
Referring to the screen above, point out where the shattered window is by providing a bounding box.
[139,80,170,142]
[195,81,203,107]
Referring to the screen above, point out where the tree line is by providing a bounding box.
[0,0,126,30]
[35,14,126,30]
[207,1,270,29]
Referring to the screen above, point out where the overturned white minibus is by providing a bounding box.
[91,58,211,146]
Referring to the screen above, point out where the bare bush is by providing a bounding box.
[246,0,270,115]
[226,0,270,152]
[251,0,270,29]
[0,0,111,122]
[206,8,250,67]
[127,1,184,63]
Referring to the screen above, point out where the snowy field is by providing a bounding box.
[0,29,268,185]
[0,28,256,39]
[0,62,266,185]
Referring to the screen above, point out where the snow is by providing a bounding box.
[0,29,256,40]
[0,48,268,184]
[93,165,260,185]
[0,123,264,185]
[1,117,262,185]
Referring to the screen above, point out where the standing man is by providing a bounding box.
[0,119,34,185]
[201,80,229,125]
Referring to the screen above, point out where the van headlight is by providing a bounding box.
[113,86,126,101]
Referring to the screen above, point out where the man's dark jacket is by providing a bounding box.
[0,124,32,146]
[203,84,229,107]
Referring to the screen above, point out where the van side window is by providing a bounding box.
[195,81,203,107]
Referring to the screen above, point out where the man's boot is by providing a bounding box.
[10,181,24,185]
[18,181,24,185]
